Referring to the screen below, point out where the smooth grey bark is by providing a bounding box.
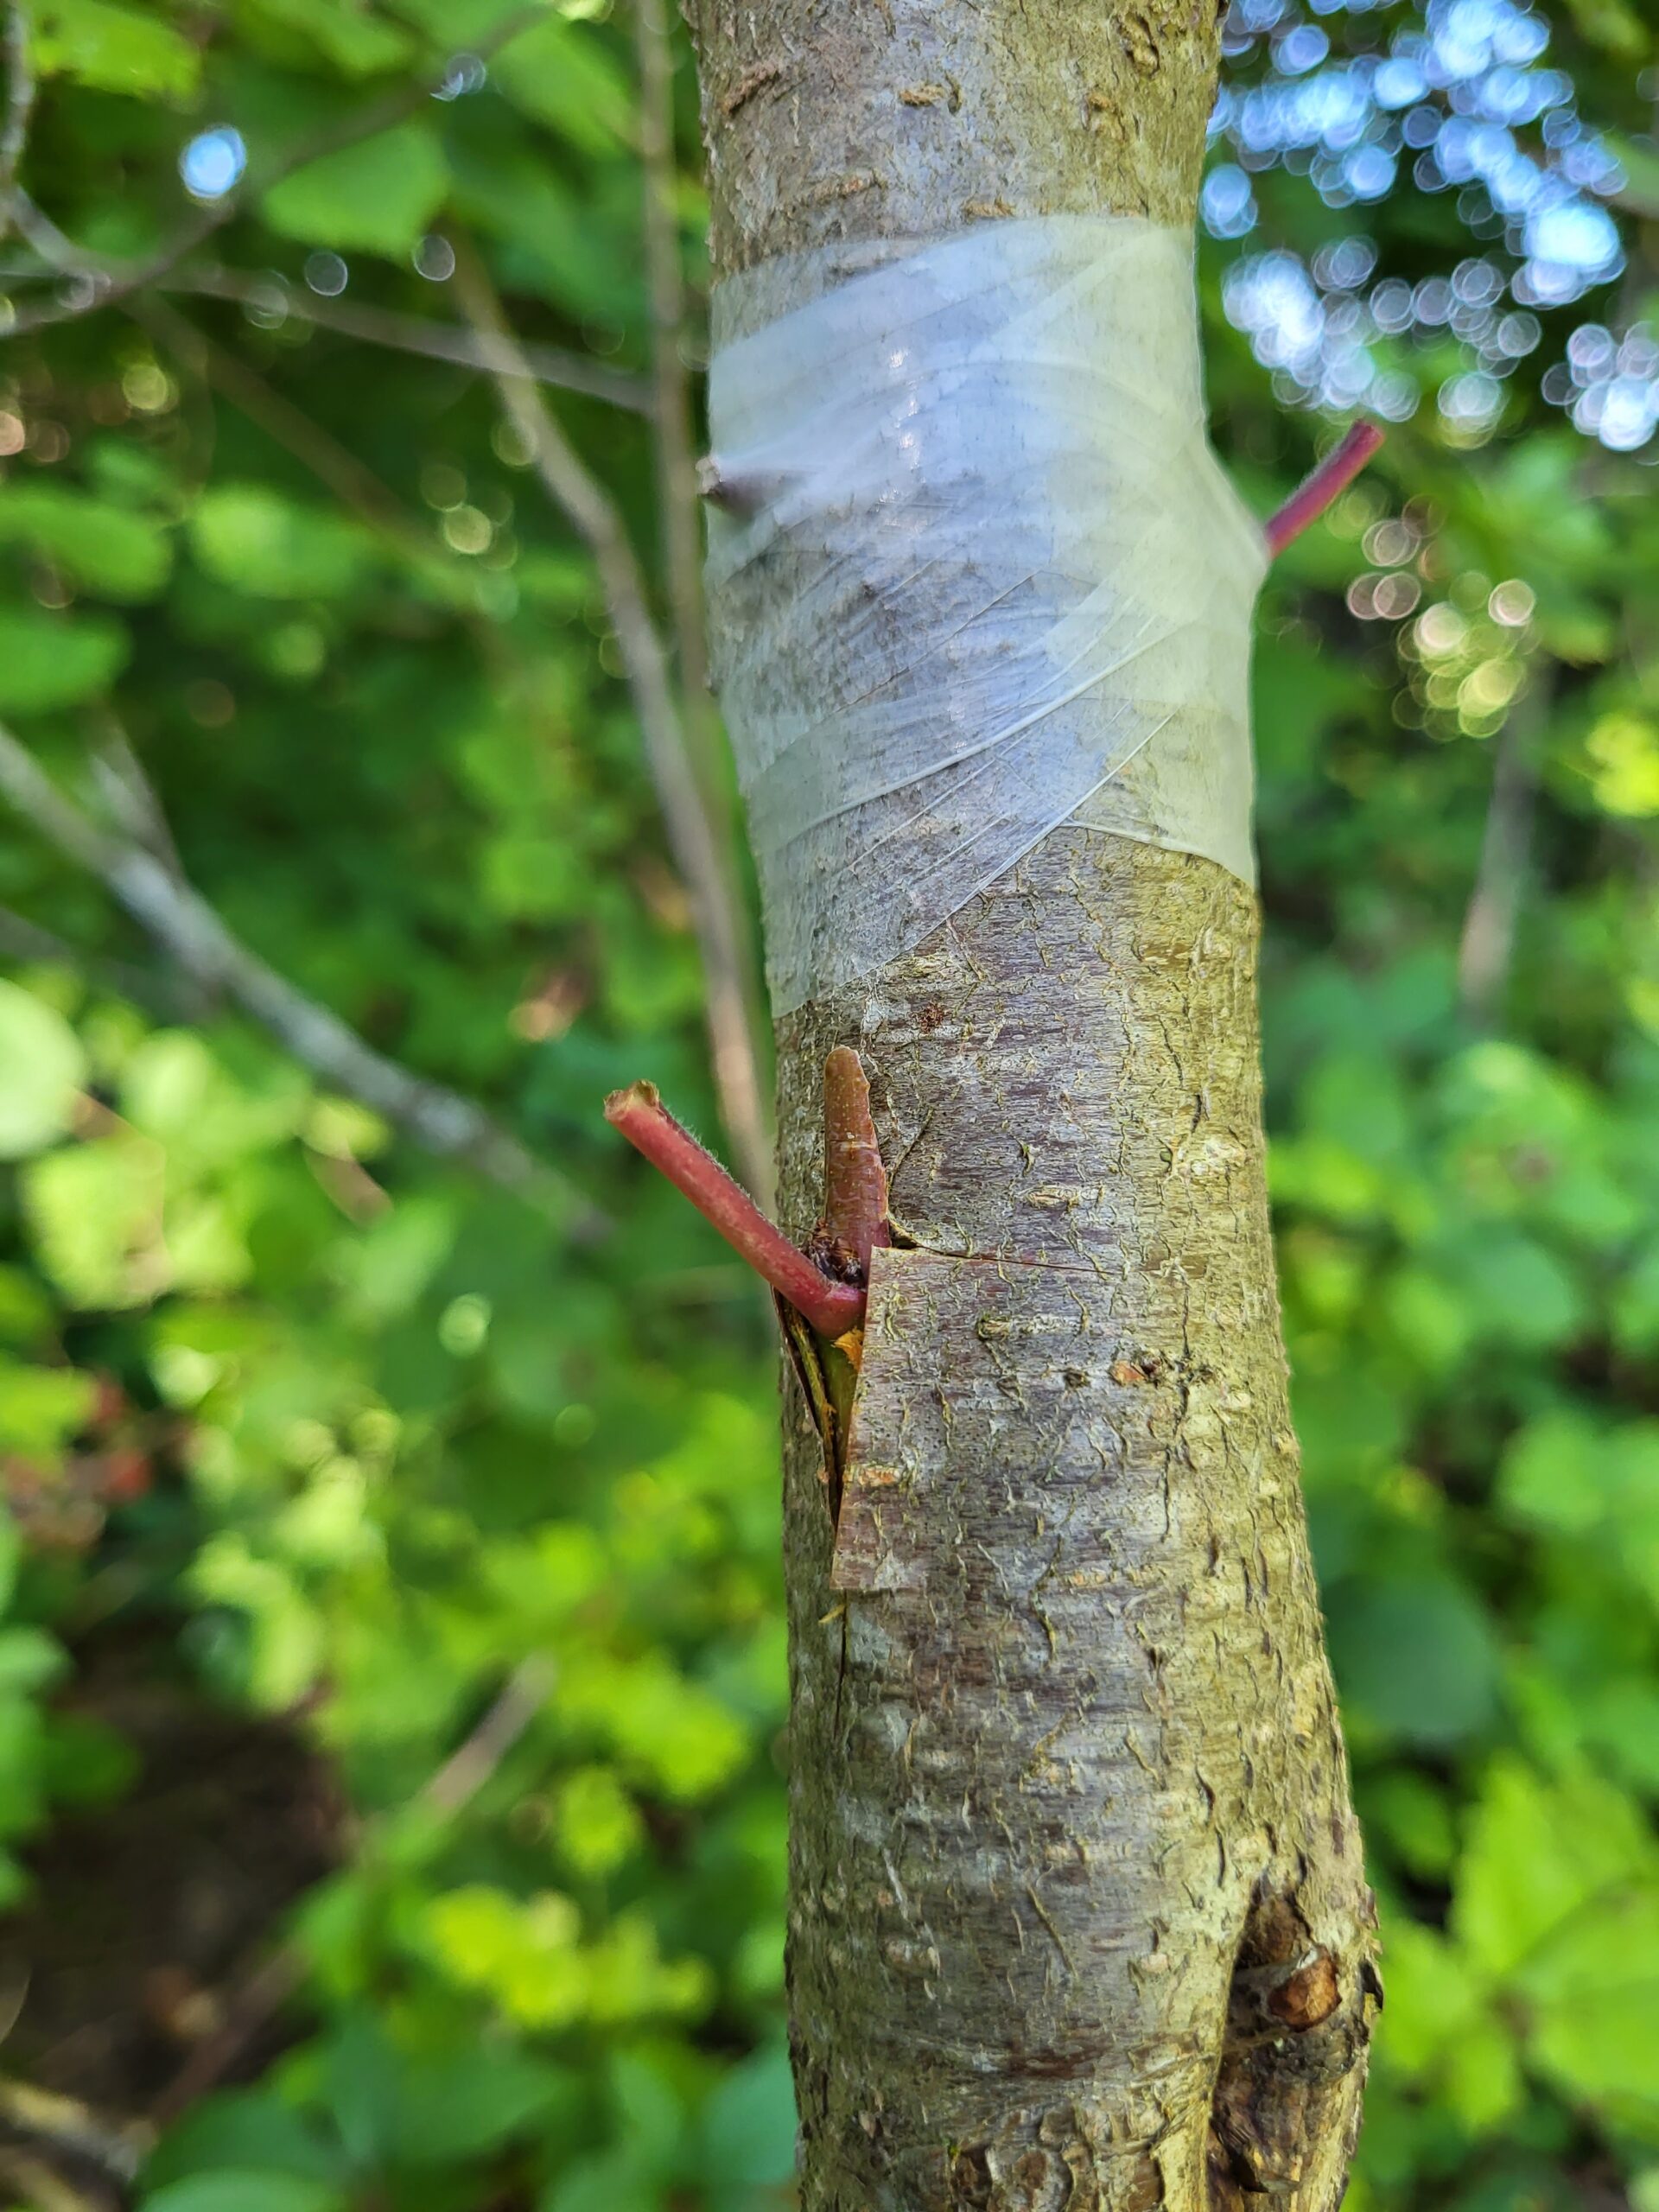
[685,7,1380,2208]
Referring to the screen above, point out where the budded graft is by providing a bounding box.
[669,6,1384,2207]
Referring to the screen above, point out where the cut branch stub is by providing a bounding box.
[604,1076,867,1338]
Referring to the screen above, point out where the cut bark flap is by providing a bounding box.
[830,1247,934,1591]
[832,1249,1147,1593]
[830,1459,921,1592]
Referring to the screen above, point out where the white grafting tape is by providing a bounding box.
[704,215,1268,1015]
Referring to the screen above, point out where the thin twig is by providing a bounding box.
[0,720,595,1226]
[606,1079,862,1336]
[162,265,649,413]
[145,1948,303,2133]
[91,721,183,874]
[0,2079,147,2190]
[1458,673,1548,1023]
[134,294,530,708]
[130,294,462,585]
[2,7,543,335]
[4,181,78,269]
[0,3,34,244]
[451,233,774,1206]
[1263,421,1384,558]
[0,2145,112,2212]
[0,900,205,1016]
[634,0,709,711]
[149,1653,556,2126]
[632,0,771,1152]
[423,1652,556,1815]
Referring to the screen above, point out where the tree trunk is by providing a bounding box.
[685,8,1380,2209]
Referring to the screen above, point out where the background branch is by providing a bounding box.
[89,721,183,875]
[0,721,596,1229]
[131,294,526,684]
[450,232,774,1207]
[1459,675,1549,1024]
[2,6,543,334]
[162,266,650,414]
[132,294,466,582]
[149,1653,556,2126]
[632,0,771,1156]
[635,0,710,716]
[0,902,204,1018]
[0,3,34,241]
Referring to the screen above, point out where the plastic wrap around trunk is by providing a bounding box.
[704,214,1268,1015]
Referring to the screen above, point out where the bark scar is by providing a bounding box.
[1209,1887,1379,2208]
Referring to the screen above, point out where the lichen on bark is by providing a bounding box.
[684,6,1380,2206]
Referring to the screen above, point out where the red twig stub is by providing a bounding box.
[604,1079,866,1338]
[1262,420,1385,559]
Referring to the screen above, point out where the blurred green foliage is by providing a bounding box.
[0,2,1654,2209]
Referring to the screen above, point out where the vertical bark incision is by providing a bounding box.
[683,6,1378,2207]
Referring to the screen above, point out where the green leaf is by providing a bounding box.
[315,2013,397,2173]
[141,2176,346,2212]
[0,1266,53,1347]
[142,2094,342,2195]
[0,485,173,601]
[540,2150,658,2212]
[1557,0,1648,57]
[32,0,200,99]
[1498,1409,1611,1536]
[39,1709,138,1802]
[1613,1234,1659,1354]
[0,982,86,1160]
[699,2043,797,2196]
[261,123,448,257]
[554,1765,643,1877]
[238,0,417,76]
[491,18,632,152]
[1498,1412,1659,1603]
[1453,1757,1652,1982]
[1443,2009,1526,2133]
[0,1628,67,1698]
[0,1517,19,1617]
[445,121,632,323]
[1605,131,1659,220]
[1586,712,1659,819]
[556,1652,751,1800]
[189,486,372,601]
[188,1537,326,1710]
[1252,634,1359,786]
[1329,1574,1501,1749]
[608,2052,682,2171]
[388,2048,563,2168]
[0,1700,48,1840]
[1438,1230,1586,1353]
[1524,1891,1659,2124]
[0,607,128,711]
[23,1137,164,1309]
[0,1360,96,1452]
[1364,1768,1457,1880]
[420,1885,587,2030]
